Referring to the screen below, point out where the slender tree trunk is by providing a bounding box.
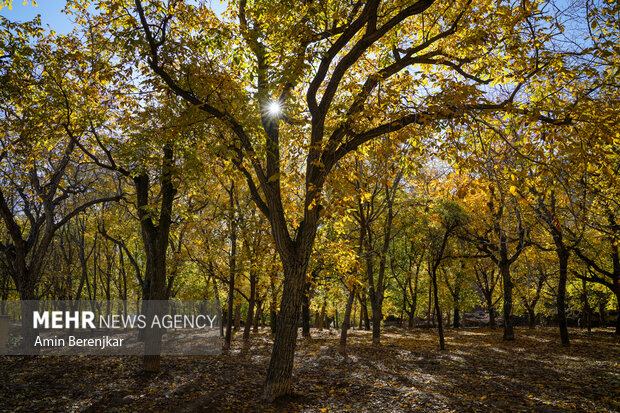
[243,271,256,345]
[500,262,514,341]
[557,248,570,346]
[317,299,326,331]
[370,297,382,344]
[614,289,620,335]
[339,285,356,352]
[427,282,433,326]
[253,300,261,332]
[224,181,237,351]
[359,292,370,330]
[581,278,592,333]
[234,302,241,331]
[431,269,444,350]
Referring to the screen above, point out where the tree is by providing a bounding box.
[0,19,121,348]
[70,0,573,399]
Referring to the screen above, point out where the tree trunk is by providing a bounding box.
[19,283,39,354]
[453,308,460,328]
[253,300,262,332]
[360,292,370,330]
[407,310,414,328]
[557,248,570,346]
[614,289,620,335]
[301,280,311,338]
[234,301,241,331]
[339,285,356,352]
[500,262,514,341]
[486,297,496,329]
[243,271,256,345]
[263,259,307,401]
[224,181,237,351]
[317,299,326,331]
[527,308,536,329]
[370,298,382,345]
[431,270,444,350]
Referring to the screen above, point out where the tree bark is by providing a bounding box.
[453,307,460,328]
[224,181,237,351]
[243,269,257,345]
[253,300,262,332]
[339,285,356,352]
[614,288,620,335]
[557,248,570,346]
[500,262,514,341]
[431,269,445,350]
[301,280,311,338]
[528,309,536,329]
[263,259,307,401]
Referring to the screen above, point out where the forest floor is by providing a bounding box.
[0,326,618,412]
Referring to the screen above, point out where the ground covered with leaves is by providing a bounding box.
[1,327,618,412]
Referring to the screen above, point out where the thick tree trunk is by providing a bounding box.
[500,263,514,341]
[528,309,536,329]
[453,308,460,328]
[407,310,414,328]
[557,249,570,346]
[143,251,168,372]
[263,259,307,401]
[18,282,39,354]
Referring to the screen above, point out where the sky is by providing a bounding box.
[0,1,228,33]
[0,1,75,33]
